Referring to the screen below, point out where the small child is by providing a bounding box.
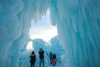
[51,54,56,65]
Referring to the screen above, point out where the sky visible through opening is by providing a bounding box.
[26,9,57,50]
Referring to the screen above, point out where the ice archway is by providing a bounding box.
[0,0,100,67]
[29,9,57,42]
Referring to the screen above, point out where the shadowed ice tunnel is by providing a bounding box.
[0,0,100,67]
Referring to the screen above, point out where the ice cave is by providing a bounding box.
[0,0,100,67]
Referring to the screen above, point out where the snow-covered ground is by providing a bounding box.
[19,51,64,67]
[35,62,64,67]
[22,62,64,67]
[47,63,64,67]
[34,56,64,67]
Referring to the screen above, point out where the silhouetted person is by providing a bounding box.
[30,51,36,67]
[39,48,44,67]
[51,54,56,65]
[50,52,53,64]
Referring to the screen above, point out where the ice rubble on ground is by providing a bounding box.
[0,0,100,67]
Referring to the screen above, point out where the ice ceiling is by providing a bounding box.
[0,0,100,67]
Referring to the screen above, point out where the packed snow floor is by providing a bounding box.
[34,57,64,67]
[47,63,64,67]
[19,54,64,67]
[21,61,64,67]
[31,62,64,67]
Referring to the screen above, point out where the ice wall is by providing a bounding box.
[0,0,49,67]
[50,36,64,62]
[50,0,100,67]
[0,0,100,67]
[0,0,32,67]
[32,39,45,53]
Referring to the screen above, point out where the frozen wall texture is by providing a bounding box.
[0,0,49,67]
[50,0,100,67]
[0,0,32,67]
[32,39,45,53]
[50,36,64,62]
[0,0,100,67]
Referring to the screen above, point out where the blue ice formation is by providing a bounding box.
[50,36,65,62]
[32,39,46,53]
[32,36,64,62]
[0,0,100,67]
[19,37,64,66]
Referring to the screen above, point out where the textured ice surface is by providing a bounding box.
[0,0,100,67]
[50,36,65,62]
